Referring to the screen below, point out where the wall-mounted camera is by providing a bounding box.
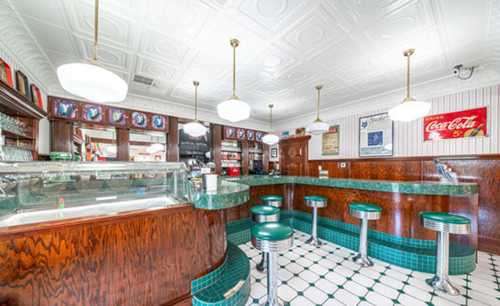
[453,64,475,80]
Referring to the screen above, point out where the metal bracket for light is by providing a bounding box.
[389,49,431,122]
[306,85,329,135]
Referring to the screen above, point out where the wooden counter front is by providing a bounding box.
[0,204,226,306]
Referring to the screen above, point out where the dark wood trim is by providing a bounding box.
[116,128,129,161]
[167,116,179,161]
[50,120,73,152]
[212,124,222,174]
[308,153,500,162]
[0,79,47,119]
[241,140,249,175]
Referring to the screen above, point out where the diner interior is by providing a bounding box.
[0,1,499,306]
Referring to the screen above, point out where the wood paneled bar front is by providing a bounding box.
[0,205,226,306]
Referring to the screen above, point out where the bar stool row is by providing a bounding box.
[250,194,472,306]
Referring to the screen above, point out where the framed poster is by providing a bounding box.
[271,147,278,159]
[322,125,340,156]
[52,99,79,120]
[151,114,167,131]
[15,71,30,100]
[82,104,104,123]
[109,108,127,127]
[236,128,246,140]
[131,111,148,129]
[30,84,43,109]
[224,126,237,139]
[0,58,13,87]
[359,113,393,157]
[424,107,487,141]
[246,129,255,141]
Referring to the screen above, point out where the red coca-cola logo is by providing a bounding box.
[425,116,479,132]
[423,107,487,141]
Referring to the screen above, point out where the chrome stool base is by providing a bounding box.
[256,252,267,272]
[426,276,460,296]
[305,236,323,247]
[352,253,373,267]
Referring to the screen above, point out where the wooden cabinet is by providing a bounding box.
[279,136,310,176]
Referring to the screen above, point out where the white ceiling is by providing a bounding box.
[2,0,499,122]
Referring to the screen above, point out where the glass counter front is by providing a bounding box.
[0,161,188,227]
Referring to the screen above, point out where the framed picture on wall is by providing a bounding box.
[0,58,13,87]
[15,70,30,100]
[271,147,278,159]
[30,84,44,109]
[322,125,340,156]
[359,112,393,157]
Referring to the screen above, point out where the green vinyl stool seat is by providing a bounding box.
[349,202,382,268]
[260,195,284,208]
[304,195,328,208]
[251,222,293,306]
[349,202,382,220]
[420,211,472,296]
[251,205,280,272]
[304,195,328,247]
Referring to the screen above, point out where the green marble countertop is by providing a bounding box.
[191,175,478,210]
[190,179,250,210]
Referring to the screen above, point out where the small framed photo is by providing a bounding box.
[15,71,30,100]
[0,58,13,87]
[271,147,278,158]
[359,112,393,157]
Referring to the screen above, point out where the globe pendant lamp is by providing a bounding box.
[262,104,279,145]
[217,38,250,122]
[389,49,431,122]
[57,0,128,103]
[306,85,329,135]
[183,81,207,138]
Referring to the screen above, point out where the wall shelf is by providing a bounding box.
[0,80,47,119]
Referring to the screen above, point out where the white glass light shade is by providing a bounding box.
[389,100,431,122]
[217,98,250,122]
[262,133,279,145]
[183,121,207,138]
[306,119,329,135]
[57,63,128,103]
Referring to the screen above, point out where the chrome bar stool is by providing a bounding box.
[420,212,471,295]
[251,222,293,306]
[349,202,381,267]
[260,195,283,208]
[251,205,280,272]
[304,195,327,246]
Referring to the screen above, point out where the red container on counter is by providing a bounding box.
[227,167,240,176]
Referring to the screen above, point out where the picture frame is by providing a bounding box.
[359,112,393,157]
[0,57,13,87]
[271,147,278,159]
[82,103,104,123]
[30,84,44,109]
[322,125,340,156]
[15,70,30,100]
[109,108,128,127]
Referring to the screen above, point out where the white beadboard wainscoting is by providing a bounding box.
[297,84,500,160]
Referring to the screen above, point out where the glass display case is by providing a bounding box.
[0,161,188,227]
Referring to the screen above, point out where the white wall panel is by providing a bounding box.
[297,84,500,160]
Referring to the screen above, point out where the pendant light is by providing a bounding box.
[389,49,431,122]
[262,104,279,145]
[57,0,128,103]
[306,85,329,135]
[217,38,250,122]
[183,81,207,137]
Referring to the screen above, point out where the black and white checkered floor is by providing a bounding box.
[241,231,499,306]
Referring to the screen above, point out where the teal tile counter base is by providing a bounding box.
[192,242,251,306]
[226,211,476,275]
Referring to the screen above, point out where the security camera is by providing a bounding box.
[453,64,475,80]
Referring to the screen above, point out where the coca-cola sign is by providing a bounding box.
[424,107,487,141]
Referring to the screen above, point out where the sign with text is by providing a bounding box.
[424,107,487,141]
